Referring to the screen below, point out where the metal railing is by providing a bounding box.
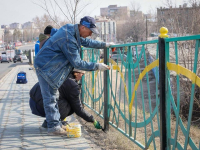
[81,28,200,150]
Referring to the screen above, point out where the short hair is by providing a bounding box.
[44,25,53,34]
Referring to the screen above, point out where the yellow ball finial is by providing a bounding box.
[159,27,169,38]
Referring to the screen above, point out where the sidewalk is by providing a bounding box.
[0,63,98,150]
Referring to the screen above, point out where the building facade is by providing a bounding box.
[130,10,143,19]
[157,3,200,35]
[100,5,130,20]
[1,25,9,29]
[9,23,22,29]
[0,27,4,44]
[95,16,116,43]
[22,21,35,29]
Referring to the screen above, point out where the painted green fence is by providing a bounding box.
[81,28,200,150]
[163,31,200,150]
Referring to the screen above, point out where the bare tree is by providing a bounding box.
[116,0,145,43]
[158,0,200,36]
[32,14,61,33]
[13,29,22,42]
[4,30,12,43]
[32,0,92,25]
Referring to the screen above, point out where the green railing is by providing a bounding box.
[163,32,200,150]
[81,28,200,150]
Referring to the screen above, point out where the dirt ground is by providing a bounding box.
[75,107,139,150]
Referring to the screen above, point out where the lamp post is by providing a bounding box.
[2,32,4,50]
[146,15,148,41]
[22,30,23,42]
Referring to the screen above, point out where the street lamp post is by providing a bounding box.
[1,34,3,47]
[22,30,23,42]
[146,15,148,41]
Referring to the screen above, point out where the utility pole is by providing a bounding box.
[146,15,148,41]
[22,30,23,42]
[2,33,4,45]
[31,26,33,42]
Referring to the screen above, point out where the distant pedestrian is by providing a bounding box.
[34,16,113,136]
[34,25,53,55]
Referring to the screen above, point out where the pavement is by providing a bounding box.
[0,63,98,150]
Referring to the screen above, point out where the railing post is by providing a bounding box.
[104,47,110,131]
[128,46,132,137]
[80,49,84,104]
[29,49,33,65]
[159,27,168,150]
[92,49,95,109]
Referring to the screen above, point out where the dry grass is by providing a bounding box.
[76,99,200,149]
[75,107,139,150]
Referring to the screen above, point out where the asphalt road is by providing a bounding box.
[0,44,34,80]
[0,59,29,80]
[18,44,34,50]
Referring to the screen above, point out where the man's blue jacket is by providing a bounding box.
[34,24,106,89]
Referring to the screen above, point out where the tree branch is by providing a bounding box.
[53,0,71,23]
[32,0,60,27]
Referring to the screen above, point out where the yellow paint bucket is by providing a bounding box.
[65,123,82,138]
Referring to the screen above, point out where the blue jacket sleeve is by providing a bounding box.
[61,38,99,71]
[80,37,106,49]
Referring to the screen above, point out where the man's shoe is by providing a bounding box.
[48,125,67,136]
[41,120,47,128]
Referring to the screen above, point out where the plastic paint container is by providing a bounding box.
[65,123,82,138]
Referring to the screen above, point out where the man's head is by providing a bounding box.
[73,69,85,81]
[44,25,53,36]
[79,16,99,38]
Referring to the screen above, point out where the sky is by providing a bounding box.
[0,0,185,25]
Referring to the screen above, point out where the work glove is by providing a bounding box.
[106,42,116,52]
[106,42,115,47]
[93,120,102,129]
[97,63,110,71]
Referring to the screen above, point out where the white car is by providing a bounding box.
[21,54,28,60]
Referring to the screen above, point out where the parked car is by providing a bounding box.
[13,55,23,63]
[21,54,27,60]
[7,56,12,62]
[0,45,5,48]
[1,56,9,63]
[111,54,127,62]
[100,53,111,59]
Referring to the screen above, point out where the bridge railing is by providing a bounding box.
[81,28,200,150]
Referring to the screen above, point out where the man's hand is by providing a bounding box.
[97,63,110,71]
[93,120,102,129]
[106,42,115,47]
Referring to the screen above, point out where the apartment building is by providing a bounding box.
[95,16,116,43]
[0,27,4,44]
[157,3,200,34]
[9,23,22,29]
[130,10,143,18]
[100,5,130,20]
[22,21,35,29]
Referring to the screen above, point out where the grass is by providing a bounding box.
[79,95,200,150]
